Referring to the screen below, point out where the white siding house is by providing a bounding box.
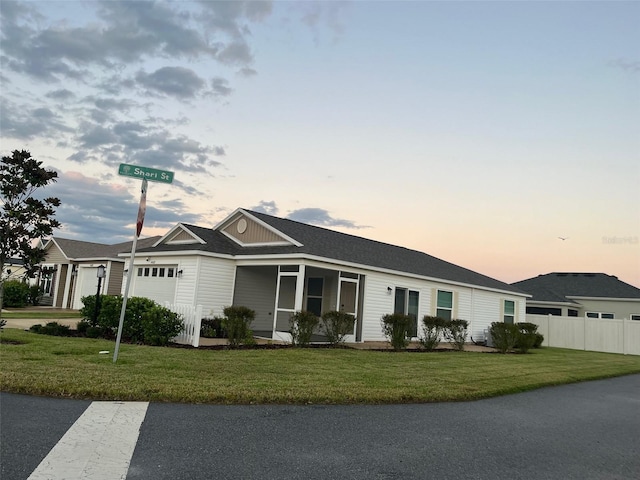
[121,208,529,343]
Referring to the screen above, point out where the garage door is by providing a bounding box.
[132,265,178,305]
[73,267,104,309]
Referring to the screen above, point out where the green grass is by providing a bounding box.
[0,311,82,319]
[1,328,639,404]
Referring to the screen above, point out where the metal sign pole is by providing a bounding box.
[113,179,147,363]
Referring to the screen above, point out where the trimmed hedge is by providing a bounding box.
[79,295,183,346]
[381,313,412,351]
[321,310,356,345]
[289,310,319,347]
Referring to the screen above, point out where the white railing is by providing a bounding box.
[526,314,640,356]
[165,303,203,347]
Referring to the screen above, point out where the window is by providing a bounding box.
[526,306,561,316]
[152,267,158,277]
[137,268,143,277]
[306,277,323,316]
[39,268,54,295]
[587,312,615,319]
[568,309,578,317]
[504,300,515,324]
[167,268,174,278]
[395,287,419,336]
[159,268,165,277]
[436,290,453,320]
[631,314,640,321]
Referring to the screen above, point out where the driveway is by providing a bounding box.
[2,375,639,479]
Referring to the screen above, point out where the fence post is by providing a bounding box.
[193,305,203,348]
[547,314,551,347]
[623,317,627,356]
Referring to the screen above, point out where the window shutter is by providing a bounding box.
[431,288,437,316]
[453,291,459,319]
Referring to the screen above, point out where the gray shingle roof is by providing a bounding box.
[512,272,640,301]
[141,209,524,294]
[51,236,161,260]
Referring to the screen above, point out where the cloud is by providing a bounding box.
[286,207,365,229]
[250,200,279,215]
[248,202,364,229]
[211,77,233,97]
[0,97,73,140]
[45,89,75,101]
[136,67,206,99]
[609,58,640,73]
[44,171,203,243]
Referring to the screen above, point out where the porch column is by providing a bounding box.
[294,264,305,312]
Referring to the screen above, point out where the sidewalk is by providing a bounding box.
[1,307,80,330]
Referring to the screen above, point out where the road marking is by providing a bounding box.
[28,401,149,480]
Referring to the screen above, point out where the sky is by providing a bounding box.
[1,0,639,288]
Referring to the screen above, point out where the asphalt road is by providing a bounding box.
[2,375,639,479]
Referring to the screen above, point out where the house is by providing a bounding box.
[2,258,29,282]
[512,272,640,320]
[39,236,160,309]
[121,208,527,342]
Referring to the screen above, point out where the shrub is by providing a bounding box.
[222,306,255,348]
[2,280,30,307]
[420,316,446,351]
[86,326,102,338]
[76,320,90,335]
[79,295,177,345]
[141,305,184,346]
[515,322,539,354]
[28,285,43,306]
[443,319,469,351]
[30,321,70,336]
[321,310,356,345]
[489,322,519,353]
[289,310,319,347]
[533,332,544,348]
[201,316,226,338]
[81,294,121,332]
[381,313,412,351]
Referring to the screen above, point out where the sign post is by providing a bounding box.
[113,164,174,363]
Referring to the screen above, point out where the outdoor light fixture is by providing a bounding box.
[97,265,106,278]
[94,265,106,324]
[177,269,184,278]
[387,286,393,294]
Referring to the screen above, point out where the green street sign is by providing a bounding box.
[118,163,174,184]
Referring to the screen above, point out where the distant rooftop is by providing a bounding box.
[512,272,640,302]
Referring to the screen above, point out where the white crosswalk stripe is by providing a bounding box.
[28,401,148,480]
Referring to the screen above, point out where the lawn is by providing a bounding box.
[1,328,639,404]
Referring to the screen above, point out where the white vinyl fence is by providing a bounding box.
[165,303,203,347]
[526,314,640,356]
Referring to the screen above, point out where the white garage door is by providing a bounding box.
[132,265,178,305]
[73,267,104,309]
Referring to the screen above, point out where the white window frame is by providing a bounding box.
[631,314,640,321]
[586,311,615,319]
[504,300,515,324]
[436,290,453,320]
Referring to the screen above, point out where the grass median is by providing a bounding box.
[2,328,639,404]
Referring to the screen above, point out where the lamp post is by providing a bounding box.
[93,265,106,326]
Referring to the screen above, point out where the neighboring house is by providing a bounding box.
[39,236,160,309]
[2,258,31,282]
[122,208,528,342]
[512,272,640,321]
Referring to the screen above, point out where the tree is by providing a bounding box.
[0,150,61,316]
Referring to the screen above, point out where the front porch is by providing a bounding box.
[231,264,365,342]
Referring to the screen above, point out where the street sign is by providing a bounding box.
[118,163,174,184]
